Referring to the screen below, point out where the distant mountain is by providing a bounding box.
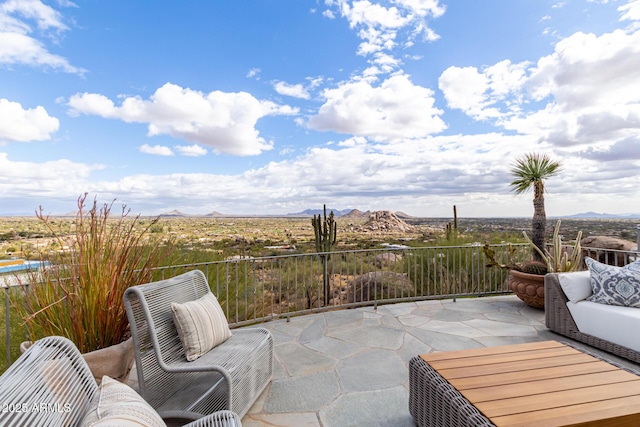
[205,211,225,217]
[286,208,353,217]
[342,209,370,219]
[159,210,188,217]
[562,212,640,219]
[394,211,413,219]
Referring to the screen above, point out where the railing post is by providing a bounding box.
[4,286,10,367]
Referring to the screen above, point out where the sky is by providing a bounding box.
[1,0,639,218]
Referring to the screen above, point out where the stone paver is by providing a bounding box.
[336,349,407,392]
[153,293,631,427]
[241,294,556,426]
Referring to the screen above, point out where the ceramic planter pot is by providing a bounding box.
[508,269,545,309]
[21,337,134,384]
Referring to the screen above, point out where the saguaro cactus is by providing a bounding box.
[446,205,459,241]
[311,205,337,305]
[312,205,337,253]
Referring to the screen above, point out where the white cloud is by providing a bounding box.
[519,29,640,145]
[139,144,174,156]
[273,81,311,99]
[0,128,638,216]
[0,152,103,199]
[1,0,68,32]
[308,74,446,140]
[0,0,84,74]
[323,9,335,19]
[278,146,294,155]
[325,0,445,73]
[68,83,299,156]
[175,144,207,157]
[246,67,261,78]
[440,26,640,150]
[344,1,410,29]
[439,60,529,120]
[619,0,640,22]
[0,98,59,142]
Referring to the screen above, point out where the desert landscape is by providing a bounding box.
[1,210,637,261]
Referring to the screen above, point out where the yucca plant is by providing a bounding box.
[523,220,582,273]
[510,153,562,262]
[16,193,174,353]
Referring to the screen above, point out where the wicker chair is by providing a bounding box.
[0,336,241,426]
[124,269,273,421]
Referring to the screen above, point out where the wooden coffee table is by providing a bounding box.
[409,341,640,427]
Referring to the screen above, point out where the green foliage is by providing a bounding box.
[482,243,520,270]
[14,193,174,353]
[509,153,563,195]
[311,205,338,304]
[523,220,583,273]
[0,287,26,374]
[311,205,337,253]
[407,245,514,296]
[446,205,459,241]
[510,152,562,262]
[519,260,548,275]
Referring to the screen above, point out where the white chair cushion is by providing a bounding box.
[567,300,640,353]
[585,257,640,307]
[558,271,592,303]
[171,292,232,361]
[81,376,166,427]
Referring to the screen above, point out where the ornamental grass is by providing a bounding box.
[16,193,174,353]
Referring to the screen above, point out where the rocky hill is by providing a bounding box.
[350,210,414,233]
[341,209,370,219]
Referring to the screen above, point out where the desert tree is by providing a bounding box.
[510,153,562,262]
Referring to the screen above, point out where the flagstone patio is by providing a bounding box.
[139,294,639,427]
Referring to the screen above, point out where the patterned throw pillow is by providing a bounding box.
[171,292,232,361]
[585,257,640,307]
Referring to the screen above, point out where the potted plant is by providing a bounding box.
[504,152,562,307]
[511,220,583,308]
[483,220,583,308]
[15,193,173,383]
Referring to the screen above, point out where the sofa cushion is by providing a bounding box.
[585,257,640,307]
[567,299,640,353]
[557,271,592,303]
[171,292,232,362]
[81,376,166,427]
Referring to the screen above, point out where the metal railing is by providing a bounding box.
[2,243,638,370]
[149,243,530,327]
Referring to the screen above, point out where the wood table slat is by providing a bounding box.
[437,353,599,380]
[490,394,640,427]
[427,346,579,370]
[461,370,640,403]
[420,340,564,363]
[476,380,640,417]
[449,360,619,390]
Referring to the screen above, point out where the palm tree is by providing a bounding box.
[510,153,562,262]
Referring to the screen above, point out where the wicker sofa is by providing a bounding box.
[545,271,640,363]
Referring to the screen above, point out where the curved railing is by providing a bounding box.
[2,243,637,371]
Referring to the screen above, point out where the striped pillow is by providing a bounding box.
[81,376,166,426]
[171,293,232,361]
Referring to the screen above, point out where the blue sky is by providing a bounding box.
[1,0,639,217]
